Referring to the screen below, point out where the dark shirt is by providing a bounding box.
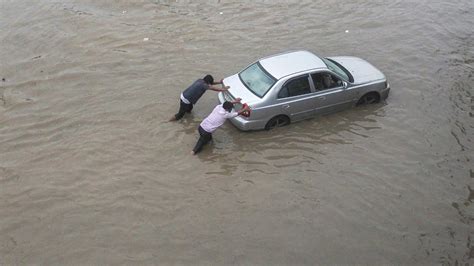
[182,79,209,104]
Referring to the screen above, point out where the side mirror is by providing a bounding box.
[342,81,348,88]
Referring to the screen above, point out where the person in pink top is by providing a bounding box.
[191,98,250,155]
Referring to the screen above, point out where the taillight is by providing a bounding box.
[241,103,251,117]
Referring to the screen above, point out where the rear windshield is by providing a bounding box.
[239,62,276,98]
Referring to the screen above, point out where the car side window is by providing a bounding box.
[311,73,342,91]
[278,75,311,98]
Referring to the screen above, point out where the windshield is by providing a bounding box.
[239,62,276,98]
[322,58,353,82]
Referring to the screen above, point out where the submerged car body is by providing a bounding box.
[218,50,390,131]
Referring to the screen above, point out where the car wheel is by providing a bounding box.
[357,92,380,106]
[265,115,290,130]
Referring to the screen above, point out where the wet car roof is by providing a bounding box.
[259,50,327,79]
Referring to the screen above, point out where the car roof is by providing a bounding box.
[259,50,327,80]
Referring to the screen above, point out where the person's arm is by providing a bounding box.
[208,84,229,92]
[231,98,242,104]
[212,79,224,85]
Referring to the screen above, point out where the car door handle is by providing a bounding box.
[317,96,326,100]
[282,104,290,109]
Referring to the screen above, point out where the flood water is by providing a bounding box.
[1,0,473,264]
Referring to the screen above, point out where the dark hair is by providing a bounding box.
[223,101,234,112]
[203,74,214,85]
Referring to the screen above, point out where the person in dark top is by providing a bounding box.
[169,74,229,121]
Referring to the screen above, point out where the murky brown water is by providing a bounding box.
[1,0,473,264]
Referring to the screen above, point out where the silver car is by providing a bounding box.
[218,50,390,131]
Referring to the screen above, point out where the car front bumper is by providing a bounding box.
[381,82,390,100]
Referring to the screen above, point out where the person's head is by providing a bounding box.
[203,74,214,85]
[223,101,234,112]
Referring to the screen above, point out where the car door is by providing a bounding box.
[310,72,351,115]
[276,74,316,121]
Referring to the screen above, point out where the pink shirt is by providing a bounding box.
[200,104,238,133]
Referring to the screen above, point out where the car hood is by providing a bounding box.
[328,56,385,84]
[222,74,262,105]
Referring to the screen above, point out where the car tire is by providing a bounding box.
[357,92,380,106]
[265,115,290,130]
